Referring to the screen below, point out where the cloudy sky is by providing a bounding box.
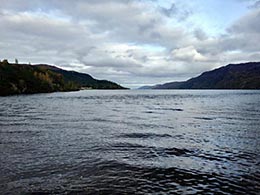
[1,0,260,88]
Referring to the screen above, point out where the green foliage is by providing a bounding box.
[0,62,79,96]
[2,59,9,65]
[37,65,126,90]
[0,62,126,96]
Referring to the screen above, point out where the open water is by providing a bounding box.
[0,90,259,194]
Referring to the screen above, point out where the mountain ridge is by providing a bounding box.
[0,61,126,96]
[140,62,260,89]
[36,64,125,90]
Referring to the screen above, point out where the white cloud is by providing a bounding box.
[0,0,259,87]
[171,46,207,62]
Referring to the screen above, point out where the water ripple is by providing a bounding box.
[0,90,259,194]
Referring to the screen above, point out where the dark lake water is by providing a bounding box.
[0,90,260,194]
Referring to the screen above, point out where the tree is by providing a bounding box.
[15,58,18,64]
[2,59,9,65]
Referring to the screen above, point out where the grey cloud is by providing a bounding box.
[1,0,188,48]
[159,3,192,21]
[194,29,208,41]
[228,9,260,34]
[0,12,87,41]
[160,3,177,17]
[194,9,260,57]
[0,0,260,87]
[248,0,260,8]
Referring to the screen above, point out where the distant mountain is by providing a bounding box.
[0,61,126,96]
[36,64,126,90]
[138,85,154,90]
[140,62,260,89]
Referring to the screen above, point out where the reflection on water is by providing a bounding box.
[0,90,260,194]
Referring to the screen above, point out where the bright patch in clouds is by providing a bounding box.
[1,0,260,88]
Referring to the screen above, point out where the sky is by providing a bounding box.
[1,0,260,88]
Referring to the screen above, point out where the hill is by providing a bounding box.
[36,64,125,90]
[141,62,260,89]
[0,60,126,96]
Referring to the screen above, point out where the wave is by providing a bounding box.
[16,159,260,195]
[118,133,172,139]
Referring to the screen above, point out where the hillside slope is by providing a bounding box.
[37,65,125,89]
[144,62,260,89]
[0,61,126,96]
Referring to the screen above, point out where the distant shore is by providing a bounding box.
[0,60,127,96]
